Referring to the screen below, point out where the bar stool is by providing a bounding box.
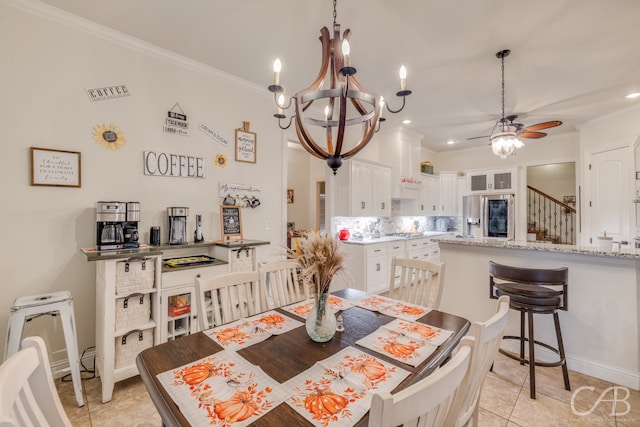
[4,290,84,407]
[489,261,570,399]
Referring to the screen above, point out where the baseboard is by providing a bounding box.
[501,341,640,390]
[49,349,96,379]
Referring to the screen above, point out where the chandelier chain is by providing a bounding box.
[333,0,337,24]
[501,54,505,130]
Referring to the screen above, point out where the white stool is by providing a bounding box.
[4,291,84,407]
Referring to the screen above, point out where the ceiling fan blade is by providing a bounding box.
[466,135,489,141]
[523,120,562,132]
[520,131,547,139]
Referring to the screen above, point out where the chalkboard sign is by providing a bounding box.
[220,206,243,240]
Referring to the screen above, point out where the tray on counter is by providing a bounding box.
[163,255,217,268]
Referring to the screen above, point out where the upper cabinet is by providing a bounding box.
[467,168,517,194]
[439,172,461,216]
[334,159,392,217]
[377,127,423,199]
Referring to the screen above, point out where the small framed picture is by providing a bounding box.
[235,121,256,164]
[287,188,294,204]
[30,147,81,187]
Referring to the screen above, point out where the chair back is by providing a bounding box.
[196,271,261,330]
[445,295,510,427]
[0,336,72,427]
[368,336,472,427]
[258,259,308,309]
[389,257,445,309]
[489,261,568,310]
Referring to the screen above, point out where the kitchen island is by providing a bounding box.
[434,237,639,390]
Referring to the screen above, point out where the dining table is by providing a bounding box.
[136,288,470,427]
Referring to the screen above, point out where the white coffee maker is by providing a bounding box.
[167,207,189,245]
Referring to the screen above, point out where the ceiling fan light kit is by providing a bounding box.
[267,0,412,174]
[474,49,562,158]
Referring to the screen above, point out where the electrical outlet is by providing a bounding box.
[264,220,272,231]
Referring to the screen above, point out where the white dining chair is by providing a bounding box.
[0,336,73,427]
[258,259,308,309]
[195,271,261,330]
[368,336,472,427]
[444,295,510,427]
[389,256,445,309]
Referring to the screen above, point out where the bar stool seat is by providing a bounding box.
[4,290,84,407]
[489,261,570,399]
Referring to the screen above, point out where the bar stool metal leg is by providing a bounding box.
[527,309,536,399]
[554,312,571,391]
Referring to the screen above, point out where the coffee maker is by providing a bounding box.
[96,202,126,250]
[168,207,189,245]
[123,202,140,248]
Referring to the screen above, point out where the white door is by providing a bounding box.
[350,160,372,215]
[587,146,631,244]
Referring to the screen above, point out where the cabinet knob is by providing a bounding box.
[196,274,201,278]
[361,201,366,209]
[376,263,381,271]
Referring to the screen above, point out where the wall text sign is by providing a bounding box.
[85,85,130,102]
[143,151,205,178]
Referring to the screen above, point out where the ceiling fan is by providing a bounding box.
[468,50,562,149]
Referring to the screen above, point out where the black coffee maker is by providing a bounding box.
[95,202,126,250]
[123,202,140,248]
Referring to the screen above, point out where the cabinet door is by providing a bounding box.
[468,172,489,193]
[492,171,513,191]
[366,256,388,294]
[425,175,440,214]
[350,160,373,215]
[372,165,392,216]
[439,173,458,215]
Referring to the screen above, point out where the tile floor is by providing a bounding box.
[56,352,640,426]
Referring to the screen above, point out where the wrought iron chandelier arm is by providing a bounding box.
[277,115,294,130]
[385,95,409,114]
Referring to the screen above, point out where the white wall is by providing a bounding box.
[287,145,311,230]
[0,3,285,361]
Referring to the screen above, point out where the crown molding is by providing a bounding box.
[1,0,269,95]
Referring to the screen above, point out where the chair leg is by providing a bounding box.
[519,309,525,365]
[527,310,536,399]
[554,312,571,391]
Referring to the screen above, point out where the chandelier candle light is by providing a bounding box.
[268,0,412,174]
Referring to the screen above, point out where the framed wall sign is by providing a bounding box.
[30,147,81,187]
[220,206,243,240]
[235,121,257,163]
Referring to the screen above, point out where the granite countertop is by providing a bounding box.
[433,236,640,259]
[341,232,452,245]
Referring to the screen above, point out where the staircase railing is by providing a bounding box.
[527,185,576,245]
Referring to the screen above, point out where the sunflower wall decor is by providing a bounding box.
[215,154,227,167]
[93,123,126,150]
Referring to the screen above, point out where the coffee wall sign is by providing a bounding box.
[199,122,229,146]
[143,151,205,178]
[85,84,130,102]
[163,102,189,136]
[235,121,256,163]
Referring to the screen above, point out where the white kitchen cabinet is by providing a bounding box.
[337,240,405,293]
[467,168,516,193]
[377,127,423,199]
[417,174,440,215]
[160,262,227,342]
[95,256,161,403]
[334,159,392,217]
[438,172,460,216]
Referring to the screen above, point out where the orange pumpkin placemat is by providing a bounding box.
[284,347,410,427]
[203,310,303,350]
[355,319,453,367]
[156,350,289,427]
[281,296,355,320]
[355,295,430,321]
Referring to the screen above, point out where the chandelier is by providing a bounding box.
[490,49,523,159]
[267,0,411,174]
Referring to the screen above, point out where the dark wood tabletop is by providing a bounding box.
[136,288,470,427]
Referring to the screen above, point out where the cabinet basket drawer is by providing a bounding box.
[114,328,154,369]
[229,248,255,272]
[114,293,151,332]
[116,258,155,295]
